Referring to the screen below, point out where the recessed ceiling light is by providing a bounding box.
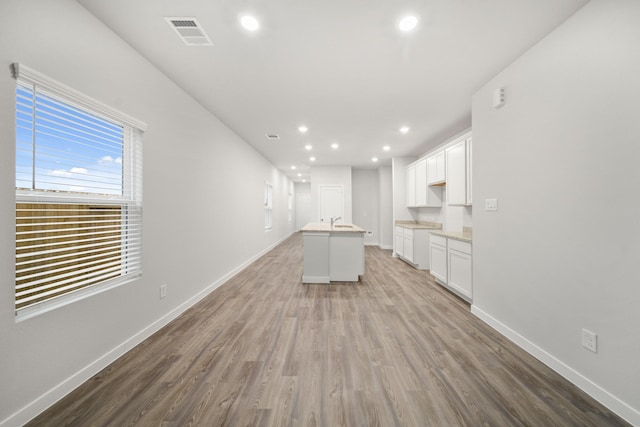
[305,144,312,150]
[298,125,308,133]
[297,173,302,177]
[398,15,418,32]
[309,156,316,162]
[399,126,410,134]
[331,143,339,149]
[383,145,391,151]
[240,15,259,31]
[302,179,306,183]
[372,157,379,162]
[291,165,296,170]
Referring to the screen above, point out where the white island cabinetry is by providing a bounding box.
[301,223,365,283]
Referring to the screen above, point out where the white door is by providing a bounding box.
[319,185,344,223]
[296,192,312,230]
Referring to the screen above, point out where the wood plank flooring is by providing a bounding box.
[28,233,629,426]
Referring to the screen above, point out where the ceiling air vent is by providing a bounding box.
[265,134,280,140]
[165,17,213,46]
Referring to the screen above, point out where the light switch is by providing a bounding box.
[485,198,498,211]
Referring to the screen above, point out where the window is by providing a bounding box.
[264,182,272,230]
[13,64,146,319]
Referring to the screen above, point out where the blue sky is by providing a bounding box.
[16,84,124,196]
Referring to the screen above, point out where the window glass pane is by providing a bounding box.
[17,83,124,196]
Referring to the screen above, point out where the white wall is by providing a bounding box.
[310,166,353,224]
[391,157,416,225]
[352,169,379,245]
[377,166,393,249]
[294,182,311,230]
[471,0,640,424]
[0,1,296,425]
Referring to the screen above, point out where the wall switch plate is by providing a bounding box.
[160,284,167,299]
[582,329,597,353]
[485,198,498,211]
[493,87,505,109]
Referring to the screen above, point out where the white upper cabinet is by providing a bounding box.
[466,137,472,204]
[406,163,416,207]
[426,150,445,185]
[415,159,427,206]
[406,158,442,208]
[445,133,472,206]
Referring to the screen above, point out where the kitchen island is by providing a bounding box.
[300,222,366,283]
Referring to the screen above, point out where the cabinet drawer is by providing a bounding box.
[430,234,447,247]
[448,239,471,254]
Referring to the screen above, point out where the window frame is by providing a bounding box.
[12,63,146,321]
[264,181,273,231]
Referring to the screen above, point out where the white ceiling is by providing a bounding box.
[77,0,588,183]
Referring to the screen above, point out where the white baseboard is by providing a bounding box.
[1,233,293,427]
[471,305,640,427]
[364,241,379,247]
[379,244,393,250]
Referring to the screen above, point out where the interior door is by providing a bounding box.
[319,185,344,223]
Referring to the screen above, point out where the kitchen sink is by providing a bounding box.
[334,224,353,228]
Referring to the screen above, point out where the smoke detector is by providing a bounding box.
[165,17,213,46]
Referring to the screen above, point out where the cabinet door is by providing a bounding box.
[415,159,427,206]
[403,232,414,262]
[429,242,447,283]
[466,137,472,205]
[395,227,404,257]
[446,140,467,205]
[447,248,472,299]
[406,165,416,207]
[427,151,445,185]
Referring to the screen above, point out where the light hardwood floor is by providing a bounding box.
[28,233,629,426]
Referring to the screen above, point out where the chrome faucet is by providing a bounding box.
[330,216,342,227]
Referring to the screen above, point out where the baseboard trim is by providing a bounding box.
[471,305,640,427]
[1,233,293,427]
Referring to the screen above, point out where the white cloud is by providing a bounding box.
[51,167,88,177]
[50,169,72,177]
[100,156,122,165]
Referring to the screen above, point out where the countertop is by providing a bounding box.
[301,222,366,233]
[395,221,472,242]
[429,230,472,243]
[394,221,442,230]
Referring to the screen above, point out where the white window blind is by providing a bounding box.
[13,63,146,319]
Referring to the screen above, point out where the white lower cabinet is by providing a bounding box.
[430,234,472,302]
[395,226,404,257]
[395,226,431,270]
[429,235,448,284]
[446,240,472,300]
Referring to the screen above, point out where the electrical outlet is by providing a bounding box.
[160,284,167,299]
[582,329,597,353]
